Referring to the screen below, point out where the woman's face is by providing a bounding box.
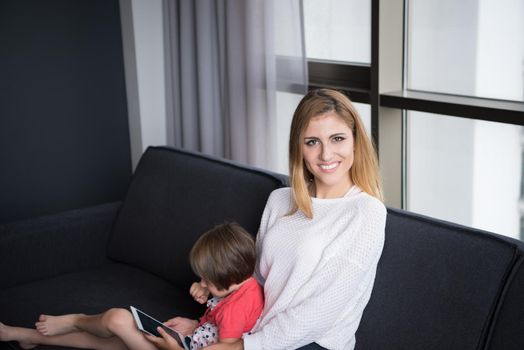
[302,111,354,198]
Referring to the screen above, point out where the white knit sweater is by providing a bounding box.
[243,186,386,350]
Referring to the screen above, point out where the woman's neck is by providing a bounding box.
[312,180,354,199]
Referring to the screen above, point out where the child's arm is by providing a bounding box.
[190,281,210,304]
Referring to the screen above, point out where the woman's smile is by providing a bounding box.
[318,162,340,172]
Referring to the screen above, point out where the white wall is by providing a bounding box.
[120,0,167,169]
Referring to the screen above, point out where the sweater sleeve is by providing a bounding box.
[244,201,386,350]
[253,189,282,285]
[253,199,270,285]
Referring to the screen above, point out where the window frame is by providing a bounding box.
[306,0,524,209]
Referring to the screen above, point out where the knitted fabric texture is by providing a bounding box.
[243,186,386,350]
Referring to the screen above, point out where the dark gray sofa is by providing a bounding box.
[1,146,523,350]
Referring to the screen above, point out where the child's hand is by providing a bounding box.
[164,317,198,337]
[190,281,210,304]
[144,327,184,350]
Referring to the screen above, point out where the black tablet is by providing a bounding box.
[130,306,189,350]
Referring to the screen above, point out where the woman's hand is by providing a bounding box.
[164,317,198,337]
[144,327,184,350]
[190,281,210,304]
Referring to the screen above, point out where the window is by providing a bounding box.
[303,0,371,63]
[408,0,524,101]
[405,0,524,239]
[407,111,523,239]
[302,0,524,241]
[303,0,373,141]
[275,91,304,174]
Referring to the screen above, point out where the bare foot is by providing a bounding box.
[0,322,37,349]
[35,314,80,336]
[18,342,37,350]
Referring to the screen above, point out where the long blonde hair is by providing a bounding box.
[289,89,383,219]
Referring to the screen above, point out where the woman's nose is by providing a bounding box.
[320,144,333,161]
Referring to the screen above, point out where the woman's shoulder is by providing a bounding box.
[266,187,293,207]
[270,186,292,197]
[351,189,387,220]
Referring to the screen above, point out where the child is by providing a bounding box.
[146,222,264,350]
[0,222,263,350]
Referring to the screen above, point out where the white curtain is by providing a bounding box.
[163,0,307,170]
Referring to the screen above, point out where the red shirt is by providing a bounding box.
[199,277,264,339]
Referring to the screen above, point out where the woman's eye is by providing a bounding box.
[305,139,319,146]
[333,136,345,142]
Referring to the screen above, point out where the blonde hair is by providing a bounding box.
[289,89,383,219]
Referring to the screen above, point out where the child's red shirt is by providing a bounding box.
[199,277,264,339]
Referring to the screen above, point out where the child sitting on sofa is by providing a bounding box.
[0,222,263,350]
[147,222,264,350]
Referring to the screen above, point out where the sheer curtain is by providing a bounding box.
[163,0,307,170]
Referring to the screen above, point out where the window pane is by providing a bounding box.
[408,0,524,101]
[303,0,371,63]
[407,111,523,240]
[275,91,304,174]
[353,102,371,137]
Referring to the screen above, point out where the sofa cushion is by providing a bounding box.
[107,146,286,290]
[0,262,206,350]
[0,202,119,290]
[355,208,521,350]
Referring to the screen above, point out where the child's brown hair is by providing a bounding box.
[189,222,256,291]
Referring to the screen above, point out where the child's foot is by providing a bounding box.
[0,322,37,349]
[35,314,79,336]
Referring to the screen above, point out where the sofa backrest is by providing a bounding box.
[355,207,524,350]
[107,146,287,290]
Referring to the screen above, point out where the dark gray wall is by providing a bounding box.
[0,0,132,223]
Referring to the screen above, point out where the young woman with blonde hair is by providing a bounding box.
[288,88,383,218]
[188,88,387,350]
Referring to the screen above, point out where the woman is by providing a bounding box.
[156,88,386,350]
[246,88,385,349]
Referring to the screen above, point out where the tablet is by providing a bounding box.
[130,306,189,350]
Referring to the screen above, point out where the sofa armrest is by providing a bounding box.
[0,202,121,290]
